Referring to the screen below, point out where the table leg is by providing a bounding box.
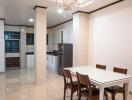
[99,86,104,100]
[125,83,128,100]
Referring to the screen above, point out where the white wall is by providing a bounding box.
[88,0,132,90]
[5,25,20,32]
[0,20,5,72]
[47,21,73,51]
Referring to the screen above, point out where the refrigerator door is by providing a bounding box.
[57,43,73,75]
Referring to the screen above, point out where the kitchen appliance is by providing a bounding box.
[57,43,73,75]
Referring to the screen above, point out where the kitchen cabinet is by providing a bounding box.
[26,53,34,70]
[47,55,58,72]
[6,57,20,67]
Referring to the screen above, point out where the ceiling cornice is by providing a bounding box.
[48,19,73,29]
[34,6,47,10]
[0,18,5,21]
[73,11,89,15]
[4,24,34,28]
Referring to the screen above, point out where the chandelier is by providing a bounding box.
[50,0,80,16]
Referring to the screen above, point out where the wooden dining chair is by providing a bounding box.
[63,69,78,100]
[105,67,128,100]
[96,64,106,70]
[76,72,108,100]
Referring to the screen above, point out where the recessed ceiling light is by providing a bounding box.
[58,8,63,14]
[28,18,34,22]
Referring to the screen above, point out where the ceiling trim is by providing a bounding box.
[4,24,34,28]
[0,18,5,21]
[34,6,47,10]
[48,19,73,29]
[73,11,89,14]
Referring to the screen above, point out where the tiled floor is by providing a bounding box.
[0,69,132,100]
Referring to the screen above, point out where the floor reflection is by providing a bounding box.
[0,69,131,100]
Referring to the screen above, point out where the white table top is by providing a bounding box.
[65,66,132,84]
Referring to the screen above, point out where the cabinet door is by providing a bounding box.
[27,55,34,69]
[6,57,20,67]
[47,55,58,72]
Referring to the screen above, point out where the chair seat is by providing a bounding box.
[105,85,124,93]
[81,87,99,96]
[66,81,78,88]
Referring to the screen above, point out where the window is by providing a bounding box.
[4,31,20,53]
[4,31,20,39]
[26,33,34,45]
[5,40,19,53]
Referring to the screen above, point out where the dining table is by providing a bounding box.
[65,66,132,100]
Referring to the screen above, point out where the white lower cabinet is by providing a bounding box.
[26,54,34,70]
[47,55,58,72]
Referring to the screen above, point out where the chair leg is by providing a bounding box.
[111,93,115,100]
[78,91,81,100]
[77,90,78,96]
[105,93,108,100]
[123,92,125,100]
[63,87,66,100]
[70,90,73,100]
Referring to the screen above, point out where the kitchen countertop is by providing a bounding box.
[47,52,58,56]
[26,52,34,55]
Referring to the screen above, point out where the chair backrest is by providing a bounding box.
[63,69,73,85]
[96,64,106,70]
[113,67,127,74]
[76,72,92,96]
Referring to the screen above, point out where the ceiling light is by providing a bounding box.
[51,0,80,14]
[28,18,34,22]
[58,8,63,14]
[51,0,95,16]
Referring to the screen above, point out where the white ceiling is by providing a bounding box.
[0,0,121,27]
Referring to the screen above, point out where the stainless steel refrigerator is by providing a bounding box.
[57,43,73,75]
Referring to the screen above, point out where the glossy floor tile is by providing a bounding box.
[0,69,132,100]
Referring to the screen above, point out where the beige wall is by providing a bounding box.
[73,13,89,66]
[5,25,20,32]
[88,0,132,90]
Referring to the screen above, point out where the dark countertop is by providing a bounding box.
[47,52,58,56]
[26,52,34,55]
